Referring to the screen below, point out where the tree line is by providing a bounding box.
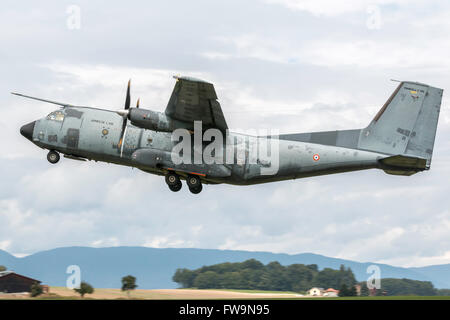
[173,259,356,292]
[172,259,449,296]
[358,278,439,296]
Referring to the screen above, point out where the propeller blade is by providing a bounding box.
[124,79,131,110]
[136,98,140,108]
[118,79,131,150]
[118,118,127,149]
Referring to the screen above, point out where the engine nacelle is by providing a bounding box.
[127,108,172,131]
[121,107,221,133]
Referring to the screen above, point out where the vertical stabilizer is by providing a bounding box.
[358,81,443,168]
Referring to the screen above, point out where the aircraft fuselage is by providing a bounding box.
[18,78,442,193]
[21,106,386,188]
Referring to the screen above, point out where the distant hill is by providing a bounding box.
[0,247,449,289]
[0,250,16,268]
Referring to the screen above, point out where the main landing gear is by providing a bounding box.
[165,172,182,192]
[47,150,60,164]
[165,172,203,194]
[186,175,203,194]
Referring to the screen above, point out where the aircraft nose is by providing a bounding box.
[20,121,36,141]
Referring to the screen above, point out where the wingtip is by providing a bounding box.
[172,74,210,84]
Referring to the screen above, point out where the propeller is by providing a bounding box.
[117,80,131,149]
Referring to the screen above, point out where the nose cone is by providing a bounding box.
[20,121,35,141]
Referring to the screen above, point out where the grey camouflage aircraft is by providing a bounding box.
[16,76,443,194]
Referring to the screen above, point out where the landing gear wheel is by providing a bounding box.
[186,175,201,189]
[169,182,182,192]
[165,172,181,186]
[166,172,182,192]
[47,150,60,164]
[189,184,203,194]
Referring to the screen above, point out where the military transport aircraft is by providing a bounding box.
[16,76,443,194]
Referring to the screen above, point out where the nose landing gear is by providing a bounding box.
[47,150,60,164]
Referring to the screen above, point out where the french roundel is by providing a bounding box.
[313,154,320,161]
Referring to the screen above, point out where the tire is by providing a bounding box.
[169,182,182,192]
[189,184,202,194]
[47,151,60,164]
[165,172,180,186]
[186,175,201,188]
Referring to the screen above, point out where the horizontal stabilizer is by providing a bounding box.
[379,155,427,176]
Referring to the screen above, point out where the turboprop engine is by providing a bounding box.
[117,107,180,132]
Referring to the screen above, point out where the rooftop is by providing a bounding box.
[0,271,41,283]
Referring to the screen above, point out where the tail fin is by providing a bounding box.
[359,81,443,169]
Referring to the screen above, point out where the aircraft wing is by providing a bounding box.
[165,76,228,132]
[11,92,76,108]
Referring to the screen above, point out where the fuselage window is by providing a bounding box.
[47,110,65,122]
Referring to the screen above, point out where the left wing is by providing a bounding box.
[165,76,228,132]
[11,92,76,108]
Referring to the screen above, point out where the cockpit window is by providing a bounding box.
[46,110,65,122]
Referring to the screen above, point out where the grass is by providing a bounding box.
[181,288,301,295]
[179,288,450,300]
[316,295,450,300]
[1,287,449,300]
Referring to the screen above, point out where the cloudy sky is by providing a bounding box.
[1,0,449,268]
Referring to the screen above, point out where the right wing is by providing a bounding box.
[165,76,228,132]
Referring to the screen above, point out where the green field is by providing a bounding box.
[285,296,450,300]
[1,287,449,300]
[194,288,300,294]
